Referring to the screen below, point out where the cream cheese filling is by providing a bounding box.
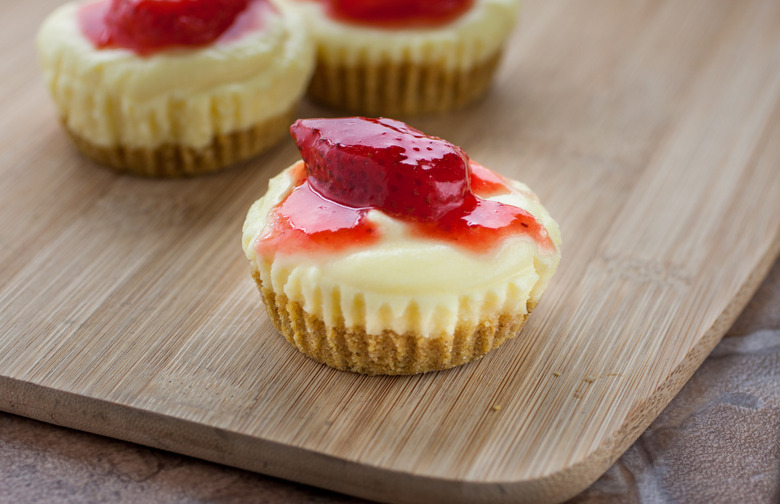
[37,0,314,149]
[290,0,520,68]
[243,161,561,337]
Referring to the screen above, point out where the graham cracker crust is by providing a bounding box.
[63,106,297,178]
[252,267,530,375]
[306,51,502,117]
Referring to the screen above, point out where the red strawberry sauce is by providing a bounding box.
[256,118,553,258]
[320,0,475,28]
[78,0,268,55]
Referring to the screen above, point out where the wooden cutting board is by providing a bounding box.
[2,0,779,502]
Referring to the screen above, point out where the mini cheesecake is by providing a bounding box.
[242,117,561,375]
[293,0,520,116]
[37,0,314,176]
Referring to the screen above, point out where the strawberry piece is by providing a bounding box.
[291,117,471,222]
[97,0,251,53]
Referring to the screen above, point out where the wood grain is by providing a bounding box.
[2,0,780,502]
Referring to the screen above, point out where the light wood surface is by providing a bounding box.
[2,1,780,503]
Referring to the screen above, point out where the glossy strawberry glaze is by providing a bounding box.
[256,163,380,257]
[255,118,553,258]
[320,0,475,28]
[468,161,511,196]
[78,0,267,55]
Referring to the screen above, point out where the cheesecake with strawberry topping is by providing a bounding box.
[293,0,520,116]
[37,0,314,176]
[242,117,561,375]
